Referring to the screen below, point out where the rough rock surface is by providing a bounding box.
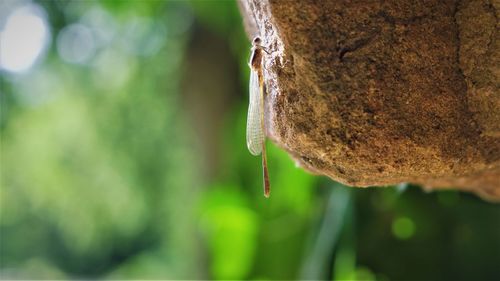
[238,0,500,201]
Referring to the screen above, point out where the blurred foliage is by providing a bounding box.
[1,0,499,280]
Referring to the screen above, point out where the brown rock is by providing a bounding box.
[238,0,500,201]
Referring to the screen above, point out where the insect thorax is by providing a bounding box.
[249,47,263,72]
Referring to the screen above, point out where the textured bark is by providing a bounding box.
[239,0,500,201]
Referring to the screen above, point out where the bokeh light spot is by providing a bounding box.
[81,6,116,48]
[57,23,96,64]
[119,17,167,57]
[392,216,416,240]
[0,4,50,73]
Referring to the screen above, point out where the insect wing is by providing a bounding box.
[246,69,264,156]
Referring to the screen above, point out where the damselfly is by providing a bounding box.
[246,37,271,198]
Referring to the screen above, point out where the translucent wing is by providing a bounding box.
[246,69,264,156]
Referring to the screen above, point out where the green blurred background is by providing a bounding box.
[0,1,499,280]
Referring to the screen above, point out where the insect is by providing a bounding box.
[246,36,271,198]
